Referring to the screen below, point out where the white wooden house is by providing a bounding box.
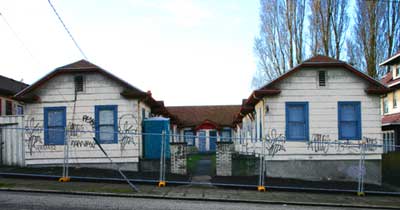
[233,55,389,184]
[14,60,169,170]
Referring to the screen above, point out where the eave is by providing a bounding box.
[364,87,390,95]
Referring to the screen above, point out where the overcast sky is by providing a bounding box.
[0,0,259,106]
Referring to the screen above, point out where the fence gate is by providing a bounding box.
[0,116,25,167]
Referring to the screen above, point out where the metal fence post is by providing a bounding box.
[258,136,266,192]
[59,127,70,182]
[158,130,166,187]
[357,140,366,196]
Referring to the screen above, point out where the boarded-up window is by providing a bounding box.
[286,102,309,141]
[95,105,118,144]
[338,102,361,140]
[221,129,231,142]
[44,107,66,145]
[184,130,194,146]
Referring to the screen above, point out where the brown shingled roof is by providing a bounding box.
[166,105,241,128]
[0,75,28,97]
[16,59,145,98]
[303,55,344,63]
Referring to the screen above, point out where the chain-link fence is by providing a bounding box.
[0,125,399,196]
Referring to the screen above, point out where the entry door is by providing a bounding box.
[209,130,217,151]
[198,131,206,152]
[44,107,66,145]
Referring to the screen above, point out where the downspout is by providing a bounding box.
[137,99,142,158]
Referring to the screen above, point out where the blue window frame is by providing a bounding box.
[221,128,232,142]
[184,130,194,145]
[338,101,361,140]
[285,102,309,141]
[95,105,118,144]
[44,107,66,145]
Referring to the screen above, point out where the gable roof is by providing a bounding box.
[234,55,389,125]
[166,105,241,128]
[380,71,400,88]
[15,59,144,98]
[259,55,386,91]
[380,51,400,66]
[0,75,29,97]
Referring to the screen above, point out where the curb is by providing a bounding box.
[0,187,398,209]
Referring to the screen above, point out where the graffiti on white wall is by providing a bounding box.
[264,129,286,157]
[118,114,139,152]
[308,133,379,154]
[25,117,56,155]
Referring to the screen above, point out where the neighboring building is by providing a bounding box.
[0,75,28,116]
[380,52,400,151]
[233,55,388,184]
[166,105,241,152]
[14,60,169,170]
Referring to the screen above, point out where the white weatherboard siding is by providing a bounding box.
[24,73,149,166]
[238,67,382,160]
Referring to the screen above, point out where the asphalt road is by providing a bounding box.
[0,191,383,210]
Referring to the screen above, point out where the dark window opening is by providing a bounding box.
[318,71,326,87]
[396,66,400,77]
[6,101,12,115]
[74,75,84,92]
[142,108,146,121]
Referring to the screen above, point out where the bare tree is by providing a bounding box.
[309,0,349,59]
[351,0,386,78]
[309,0,332,56]
[385,1,400,60]
[252,0,306,88]
[330,0,349,59]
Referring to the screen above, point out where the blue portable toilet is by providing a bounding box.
[143,117,170,159]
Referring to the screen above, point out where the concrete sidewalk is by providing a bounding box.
[0,177,399,209]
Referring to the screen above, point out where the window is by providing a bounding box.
[142,108,146,121]
[286,102,309,141]
[74,75,84,92]
[221,128,231,142]
[184,130,194,145]
[396,65,400,78]
[318,71,326,87]
[0,99,2,115]
[44,107,66,145]
[338,102,361,140]
[394,92,397,108]
[383,97,389,114]
[16,105,23,115]
[95,105,118,144]
[5,101,12,115]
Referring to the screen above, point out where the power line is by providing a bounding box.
[0,12,41,66]
[47,0,88,60]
